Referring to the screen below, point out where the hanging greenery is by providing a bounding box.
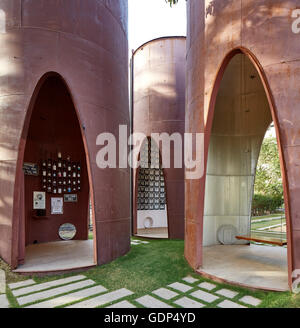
[166,0,179,7]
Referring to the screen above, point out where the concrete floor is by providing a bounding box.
[136,227,168,239]
[199,244,289,291]
[14,240,95,274]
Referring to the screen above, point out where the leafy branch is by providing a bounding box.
[165,0,179,7]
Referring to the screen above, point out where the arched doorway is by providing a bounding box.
[200,50,290,291]
[134,137,169,239]
[15,73,96,273]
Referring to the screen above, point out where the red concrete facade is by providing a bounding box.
[132,37,186,239]
[0,0,130,269]
[185,0,300,290]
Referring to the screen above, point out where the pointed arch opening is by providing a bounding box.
[14,72,97,273]
[199,50,291,291]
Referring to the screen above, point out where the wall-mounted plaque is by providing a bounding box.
[64,194,78,203]
[51,197,63,215]
[59,223,76,240]
[23,163,39,176]
[33,191,46,210]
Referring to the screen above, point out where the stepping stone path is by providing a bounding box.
[182,276,199,284]
[8,279,35,290]
[190,290,219,304]
[136,295,173,308]
[5,274,263,308]
[0,294,9,308]
[66,288,133,308]
[131,239,150,246]
[216,288,238,299]
[107,301,136,308]
[198,282,217,291]
[12,275,87,297]
[18,279,96,306]
[174,297,204,308]
[217,300,247,309]
[26,285,107,308]
[239,295,262,307]
[0,270,5,294]
[168,282,193,293]
[152,288,178,300]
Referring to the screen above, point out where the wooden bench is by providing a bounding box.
[236,235,287,246]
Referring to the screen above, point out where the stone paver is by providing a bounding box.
[182,276,199,284]
[190,290,219,304]
[215,289,238,299]
[152,288,178,300]
[139,241,149,244]
[135,295,173,308]
[26,284,107,308]
[198,282,217,291]
[107,301,136,308]
[168,282,193,293]
[18,279,95,306]
[239,295,262,307]
[174,297,205,308]
[8,279,36,290]
[0,294,9,308]
[0,270,5,294]
[66,288,133,308]
[217,300,247,309]
[12,275,86,297]
[131,242,139,245]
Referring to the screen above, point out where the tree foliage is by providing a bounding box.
[255,137,283,197]
[166,0,179,7]
[252,136,284,215]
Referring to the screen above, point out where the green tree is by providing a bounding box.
[166,0,179,6]
[252,135,284,215]
[255,137,283,197]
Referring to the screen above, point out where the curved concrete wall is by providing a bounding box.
[133,37,186,239]
[0,0,130,268]
[185,0,300,289]
[204,54,272,246]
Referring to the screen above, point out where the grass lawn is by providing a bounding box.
[1,238,300,308]
[251,214,283,221]
[251,219,285,230]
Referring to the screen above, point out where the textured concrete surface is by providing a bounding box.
[0,294,9,308]
[215,289,239,299]
[66,288,134,308]
[218,300,246,309]
[200,245,289,291]
[8,279,35,290]
[239,295,262,307]
[174,297,205,309]
[168,282,193,293]
[17,279,95,306]
[0,270,5,294]
[12,275,86,297]
[107,301,136,309]
[26,285,107,308]
[182,276,199,284]
[198,282,217,291]
[14,241,95,273]
[135,295,173,308]
[152,288,178,300]
[190,290,219,304]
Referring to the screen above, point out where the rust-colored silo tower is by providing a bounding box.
[132,37,186,240]
[0,0,130,272]
[185,0,300,292]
